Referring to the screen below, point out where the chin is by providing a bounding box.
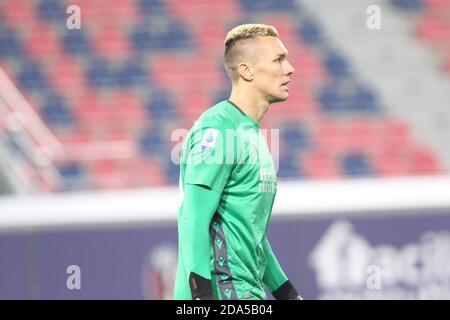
[270,94,288,104]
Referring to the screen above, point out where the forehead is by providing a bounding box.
[256,36,288,56]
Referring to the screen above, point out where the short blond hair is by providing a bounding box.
[224,24,279,81]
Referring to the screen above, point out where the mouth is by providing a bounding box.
[281,80,290,90]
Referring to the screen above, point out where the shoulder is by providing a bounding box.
[194,101,237,132]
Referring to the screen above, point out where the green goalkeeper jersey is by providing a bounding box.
[174,100,288,300]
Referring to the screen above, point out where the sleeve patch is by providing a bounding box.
[201,128,219,152]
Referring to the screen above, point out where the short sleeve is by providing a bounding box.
[184,121,235,193]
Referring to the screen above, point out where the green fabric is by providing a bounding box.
[173,183,220,299]
[174,100,286,300]
[262,237,288,292]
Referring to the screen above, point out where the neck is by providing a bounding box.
[228,85,270,124]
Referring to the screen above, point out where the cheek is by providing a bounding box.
[259,67,280,84]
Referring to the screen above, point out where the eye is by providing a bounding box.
[274,57,282,63]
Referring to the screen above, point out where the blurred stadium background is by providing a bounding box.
[1,0,450,299]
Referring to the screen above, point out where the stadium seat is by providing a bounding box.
[139,126,168,157]
[58,162,91,191]
[47,57,87,97]
[0,27,24,58]
[16,61,48,92]
[86,58,116,89]
[324,51,351,78]
[278,152,302,179]
[340,152,372,177]
[0,0,38,30]
[239,0,296,12]
[391,0,424,11]
[144,91,176,119]
[108,91,147,129]
[24,24,63,62]
[137,0,167,16]
[61,29,93,57]
[91,25,131,62]
[302,149,341,179]
[407,146,443,174]
[281,124,311,152]
[36,0,66,23]
[41,94,75,129]
[297,17,323,45]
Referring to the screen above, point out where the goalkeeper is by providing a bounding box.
[174,24,301,300]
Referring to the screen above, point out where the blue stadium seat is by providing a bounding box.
[131,21,192,52]
[318,80,381,114]
[318,84,345,113]
[239,0,296,11]
[144,91,176,119]
[278,153,302,179]
[137,0,167,15]
[297,18,323,45]
[390,0,424,11]
[42,94,75,127]
[165,162,180,184]
[349,86,380,113]
[139,127,167,156]
[59,162,91,191]
[130,25,158,52]
[61,30,92,56]
[36,0,66,22]
[281,125,310,152]
[16,61,48,92]
[341,152,372,176]
[116,59,149,88]
[324,52,350,77]
[86,59,116,88]
[158,22,193,50]
[0,27,24,58]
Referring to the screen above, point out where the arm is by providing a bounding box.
[262,237,302,300]
[179,122,234,299]
[179,183,221,299]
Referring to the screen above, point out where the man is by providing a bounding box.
[174,24,301,300]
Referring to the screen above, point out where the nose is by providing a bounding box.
[285,60,295,75]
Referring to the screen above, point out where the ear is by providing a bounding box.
[237,63,254,81]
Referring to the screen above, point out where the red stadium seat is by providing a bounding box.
[345,118,378,154]
[407,146,443,175]
[178,88,212,125]
[314,119,347,156]
[416,13,450,48]
[425,0,450,10]
[101,0,138,25]
[374,150,408,176]
[1,0,38,30]
[123,158,169,187]
[73,91,111,133]
[24,24,64,62]
[149,53,186,89]
[193,22,228,53]
[47,57,87,97]
[91,24,131,62]
[107,91,147,130]
[302,148,341,179]
[289,50,325,89]
[167,0,240,25]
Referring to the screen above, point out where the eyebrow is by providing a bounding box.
[274,53,287,59]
